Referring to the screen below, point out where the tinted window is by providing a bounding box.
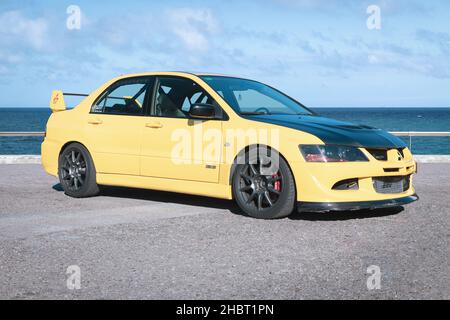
[92,77,153,115]
[153,77,216,118]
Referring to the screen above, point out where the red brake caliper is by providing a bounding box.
[272,172,281,192]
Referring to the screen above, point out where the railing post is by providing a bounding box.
[409,133,412,151]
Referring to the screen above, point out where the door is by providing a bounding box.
[85,76,154,175]
[140,76,223,183]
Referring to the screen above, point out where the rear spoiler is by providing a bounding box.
[50,91,89,112]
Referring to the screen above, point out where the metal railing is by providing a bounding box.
[0,132,45,137]
[2,132,450,137]
[389,132,450,137]
[390,132,450,149]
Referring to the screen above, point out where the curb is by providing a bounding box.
[1,155,450,164]
[413,155,450,163]
[0,155,42,164]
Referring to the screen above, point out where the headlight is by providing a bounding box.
[300,145,369,162]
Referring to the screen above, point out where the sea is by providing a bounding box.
[0,107,449,155]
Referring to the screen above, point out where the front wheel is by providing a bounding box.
[58,143,99,198]
[232,153,296,219]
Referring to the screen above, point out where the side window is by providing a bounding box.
[154,77,216,118]
[181,92,207,112]
[92,78,152,115]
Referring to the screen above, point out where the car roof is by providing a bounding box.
[116,71,243,79]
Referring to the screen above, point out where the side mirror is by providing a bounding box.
[189,103,216,119]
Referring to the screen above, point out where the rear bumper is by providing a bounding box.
[41,138,59,176]
[297,194,419,212]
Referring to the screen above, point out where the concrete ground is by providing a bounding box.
[0,164,448,300]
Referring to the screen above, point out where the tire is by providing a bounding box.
[232,148,296,219]
[58,142,99,198]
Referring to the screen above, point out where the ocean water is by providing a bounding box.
[0,107,449,155]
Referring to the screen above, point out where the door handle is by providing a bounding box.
[145,122,163,129]
[88,118,103,125]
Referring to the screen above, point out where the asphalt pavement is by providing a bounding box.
[0,164,448,299]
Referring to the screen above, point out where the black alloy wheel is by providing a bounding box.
[58,143,99,198]
[232,152,296,219]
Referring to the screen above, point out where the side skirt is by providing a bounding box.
[96,173,233,200]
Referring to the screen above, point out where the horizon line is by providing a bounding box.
[1,106,450,109]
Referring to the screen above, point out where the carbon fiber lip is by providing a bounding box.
[297,194,419,212]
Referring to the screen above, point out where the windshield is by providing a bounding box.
[200,76,313,116]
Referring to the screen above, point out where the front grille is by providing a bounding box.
[373,176,410,194]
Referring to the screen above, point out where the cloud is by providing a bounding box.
[0,10,49,77]
[275,0,434,14]
[360,47,450,79]
[377,0,434,15]
[288,31,450,79]
[226,27,288,45]
[167,8,218,51]
[0,1,449,107]
[274,0,435,15]
[416,29,450,55]
[274,0,354,9]
[311,31,332,42]
[0,5,227,96]
[272,0,365,14]
[0,10,48,50]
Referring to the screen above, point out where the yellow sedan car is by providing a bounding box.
[42,72,418,219]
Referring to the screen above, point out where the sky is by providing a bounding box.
[0,0,449,107]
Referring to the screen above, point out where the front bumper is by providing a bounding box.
[297,194,418,212]
[290,147,417,203]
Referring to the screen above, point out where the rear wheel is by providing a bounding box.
[58,143,99,198]
[232,150,296,219]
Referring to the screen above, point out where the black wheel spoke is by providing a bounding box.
[246,192,257,204]
[264,191,273,207]
[257,193,263,210]
[60,148,88,191]
[268,187,280,195]
[65,154,72,165]
[249,164,258,175]
[240,173,252,183]
[239,185,252,192]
